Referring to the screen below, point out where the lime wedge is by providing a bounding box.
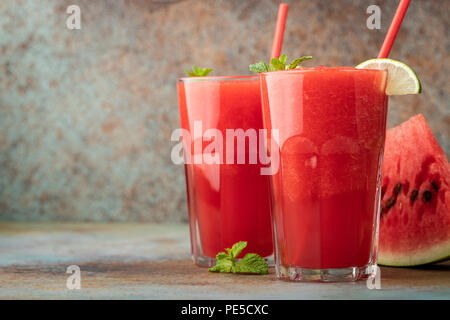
[356,58,422,95]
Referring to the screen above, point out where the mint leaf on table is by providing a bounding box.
[226,241,247,259]
[208,252,233,273]
[208,241,268,275]
[234,253,268,274]
[250,54,313,73]
[185,66,213,77]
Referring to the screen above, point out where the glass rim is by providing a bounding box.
[260,67,388,77]
[178,75,258,83]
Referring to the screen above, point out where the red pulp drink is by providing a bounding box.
[177,76,273,266]
[260,67,388,281]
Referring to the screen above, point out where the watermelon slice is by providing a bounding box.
[379,114,450,266]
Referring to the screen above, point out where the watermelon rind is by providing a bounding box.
[379,239,450,267]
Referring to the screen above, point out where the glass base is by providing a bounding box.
[193,254,275,268]
[192,254,216,268]
[276,264,375,282]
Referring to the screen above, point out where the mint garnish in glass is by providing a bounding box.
[249,54,313,73]
[185,66,213,77]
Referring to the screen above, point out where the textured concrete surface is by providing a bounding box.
[0,0,448,222]
[0,223,449,299]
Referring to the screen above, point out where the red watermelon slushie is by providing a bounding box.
[260,67,388,281]
[177,76,273,267]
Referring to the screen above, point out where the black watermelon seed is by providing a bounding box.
[422,190,432,202]
[410,189,419,202]
[394,183,402,195]
[431,181,439,191]
[380,205,384,216]
[385,197,396,209]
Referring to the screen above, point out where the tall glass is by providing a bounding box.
[260,67,388,281]
[177,76,273,267]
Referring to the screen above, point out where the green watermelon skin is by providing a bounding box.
[379,114,450,266]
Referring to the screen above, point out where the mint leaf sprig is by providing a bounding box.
[185,66,213,77]
[249,54,313,73]
[208,241,268,275]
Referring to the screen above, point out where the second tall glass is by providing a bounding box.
[177,76,273,267]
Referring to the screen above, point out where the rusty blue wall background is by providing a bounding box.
[0,0,448,222]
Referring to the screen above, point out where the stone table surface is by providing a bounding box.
[0,223,449,300]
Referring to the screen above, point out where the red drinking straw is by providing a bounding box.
[270,3,289,59]
[378,0,411,58]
